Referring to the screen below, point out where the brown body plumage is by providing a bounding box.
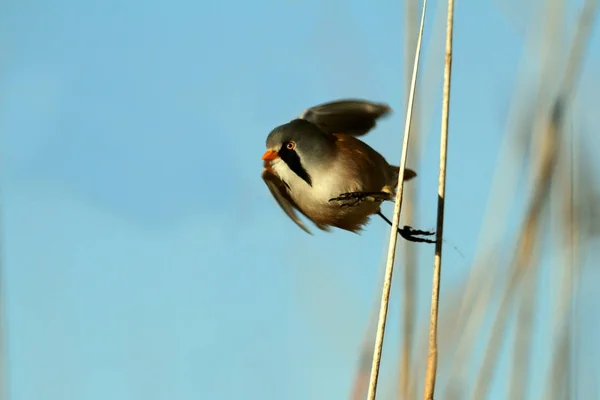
[303,134,415,232]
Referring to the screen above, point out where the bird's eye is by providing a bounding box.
[286,142,295,150]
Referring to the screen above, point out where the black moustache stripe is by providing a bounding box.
[279,148,312,186]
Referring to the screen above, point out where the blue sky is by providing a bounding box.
[1,0,599,399]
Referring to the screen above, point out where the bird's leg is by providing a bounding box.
[376,211,436,244]
[328,191,393,208]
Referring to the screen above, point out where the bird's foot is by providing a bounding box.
[328,191,392,208]
[376,211,436,244]
[398,225,436,243]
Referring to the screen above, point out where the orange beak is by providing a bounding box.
[261,149,279,161]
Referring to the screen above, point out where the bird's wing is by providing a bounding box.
[298,99,392,137]
[262,168,329,234]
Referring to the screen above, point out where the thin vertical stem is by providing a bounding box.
[366,1,428,398]
[568,111,578,400]
[349,285,382,400]
[399,0,420,397]
[423,0,454,397]
[0,254,4,400]
[0,191,6,400]
[471,99,559,400]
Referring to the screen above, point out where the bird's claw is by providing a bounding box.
[398,225,436,243]
[328,191,391,208]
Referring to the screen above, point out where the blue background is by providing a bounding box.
[1,0,599,398]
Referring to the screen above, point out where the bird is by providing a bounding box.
[260,99,435,243]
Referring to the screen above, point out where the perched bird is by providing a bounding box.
[261,99,434,243]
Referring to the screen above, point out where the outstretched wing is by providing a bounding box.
[262,168,330,234]
[298,99,392,137]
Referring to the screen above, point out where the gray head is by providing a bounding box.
[263,119,336,186]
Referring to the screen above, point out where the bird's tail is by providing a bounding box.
[390,165,417,187]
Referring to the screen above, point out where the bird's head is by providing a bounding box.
[262,119,335,187]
